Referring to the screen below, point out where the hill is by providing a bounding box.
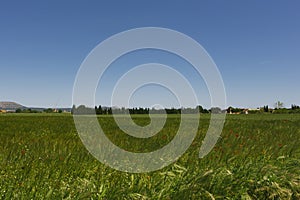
[0,101,26,110]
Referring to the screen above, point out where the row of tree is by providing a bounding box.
[16,108,63,113]
[72,103,300,115]
[72,105,216,115]
[15,108,40,113]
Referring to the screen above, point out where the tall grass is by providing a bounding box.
[0,114,299,199]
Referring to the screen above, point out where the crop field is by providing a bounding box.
[0,114,299,199]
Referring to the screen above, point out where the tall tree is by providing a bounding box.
[274,101,284,109]
[263,105,269,112]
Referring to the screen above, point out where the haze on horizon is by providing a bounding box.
[1,1,299,109]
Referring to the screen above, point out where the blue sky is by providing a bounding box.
[1,1,299,108]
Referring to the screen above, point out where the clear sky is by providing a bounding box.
[1,1,299,108]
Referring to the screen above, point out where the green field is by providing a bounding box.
[0,114,299,199]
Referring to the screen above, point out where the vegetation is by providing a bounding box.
[0,114,299,199]
[73,105,210,115]
[275,101,284,109]
[15,108,63,114]
[16,108,41,113]
[8,102,300,115]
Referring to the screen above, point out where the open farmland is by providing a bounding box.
[0,114,299,199]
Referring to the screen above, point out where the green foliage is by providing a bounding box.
[83,105,211,115]
[248,110,262,114]
[16,108,22,113]
[274,101,284,109]
[273,108,300,114]
[210,107,222,114]
[291,104,300,110]
[16,108,41,113]
[263,105,269,112]
[0,114,299,199]
[43,108,54,113]
[227,106,247,114]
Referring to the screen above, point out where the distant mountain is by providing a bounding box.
[0,102,71,112]
[0,101,26,110]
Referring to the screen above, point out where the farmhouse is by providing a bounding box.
[227,107,255,115]
[6,109,16,113]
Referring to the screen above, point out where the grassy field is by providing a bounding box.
[0,114,299,199]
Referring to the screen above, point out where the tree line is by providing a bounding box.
[16,108,63,113]
[12,102,300,115]
[71,105,214,115]
[72,103,300,115]
[227,103,300,114]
